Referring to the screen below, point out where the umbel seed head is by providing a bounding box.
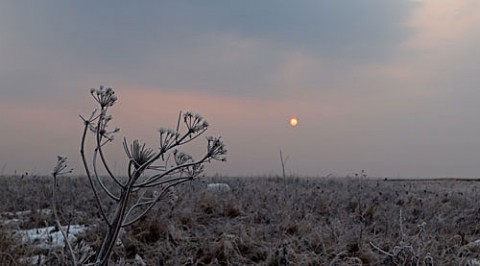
[91,86,118,107]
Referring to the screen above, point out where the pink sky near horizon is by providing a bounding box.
[0,87,343,176]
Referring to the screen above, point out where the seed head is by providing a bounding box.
[91,86,118,107]
[52,156,73,176]
[124,139,156,168]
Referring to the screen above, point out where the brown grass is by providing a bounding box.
[1,175,480,265]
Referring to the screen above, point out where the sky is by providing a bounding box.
[1,1,480,178]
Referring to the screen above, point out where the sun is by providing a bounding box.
[289,117,298,127]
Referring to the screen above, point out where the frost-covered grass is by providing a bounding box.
[1,175,480,265]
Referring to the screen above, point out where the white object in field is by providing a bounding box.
[207,183,231,192]
[14,225,87,250]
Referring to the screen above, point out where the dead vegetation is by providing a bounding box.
[1,175,480,265]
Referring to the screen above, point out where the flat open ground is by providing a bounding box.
[1,175,480,265]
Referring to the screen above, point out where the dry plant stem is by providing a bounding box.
[399,209,405,242]
[91,110,123,201]
[52,173,77,265]
[95,169,148,264]
[95,180,135,264]
[122,179,189,226]
[94,149,190,263]
[280,150,288,202]
[94,163,148,264]
[369,241,393,257]
[280,150,287,180]
[92,151,119,201]
[80,122,111,226]
[96,108,124,189]
[137,155,209,188]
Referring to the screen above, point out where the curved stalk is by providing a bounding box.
[92,149,120,201]
[122,178,190,227]
[136,155,208,188]
[177,128,208,145]
[96,109,125,189]
[80,122,111,226]
[95,150,156,265]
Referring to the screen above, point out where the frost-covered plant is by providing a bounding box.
[52,156,77,264]
[79,86,226,265]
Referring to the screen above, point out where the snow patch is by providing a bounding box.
[14,225,87,250]
[207,183,231,192]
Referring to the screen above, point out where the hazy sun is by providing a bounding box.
[289,117,298,127]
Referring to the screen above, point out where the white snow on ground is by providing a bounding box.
[207,183,232,192]
[2,210,142,265]
[14,224,87,250]
[1,208,88,251]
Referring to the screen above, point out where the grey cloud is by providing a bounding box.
[187,1,418,61]
[0,1,417,101]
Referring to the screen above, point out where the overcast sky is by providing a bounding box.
[1,1,480,178]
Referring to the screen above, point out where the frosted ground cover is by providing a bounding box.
[2,175,480,264]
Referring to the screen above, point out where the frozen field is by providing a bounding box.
[1,175,480,265]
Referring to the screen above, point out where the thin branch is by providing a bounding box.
[122,178,190,227]
[96,142,124,188]
[175,111,182,141]
[176,128,208,146]
[80,122,111,226]
[280,149,287,179]
[163,128,205,152]
[127,160,134,180]
[399,209,405,243]
[92,149,120,201]
[139,173,193,189]
[146,165,167,171]
[369,241,393,257]
[135,154,208,188]
[95,109,125,188]
[122,190,153,221]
